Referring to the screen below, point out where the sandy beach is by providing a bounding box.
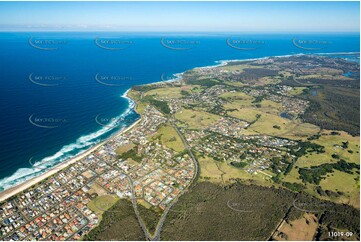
[0,116,141,202]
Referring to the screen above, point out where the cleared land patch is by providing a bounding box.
[274,213,318,241]
[175,109,221,129]
[155,125,185,152]
[145,87,183,99]
[88,194,119,216]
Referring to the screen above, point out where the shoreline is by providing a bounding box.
[0,101,141,202]
[198,51,360,70]
[0,50,358,202]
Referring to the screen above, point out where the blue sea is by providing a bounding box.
[0,32,359,191]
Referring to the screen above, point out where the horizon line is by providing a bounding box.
[0,30,360,34]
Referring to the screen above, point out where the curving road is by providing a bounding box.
[151,123,199,240]
[121,173,154,240]
[121,122,199,241]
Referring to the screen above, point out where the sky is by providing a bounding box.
[0,1,359,32]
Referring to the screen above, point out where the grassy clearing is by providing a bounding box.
[226,107,261,122]
[347,187,360,209]
[257,76,282,85]
[198,156,271,185]
[248,112,294,134]
[248,112,319,139]
[319,170,358,194]
[115,143,135,155]
[224,81,245,87]
[138,199,152,209]
[186,85,204,93]
[257,99,283,115]
[145,87,183,99]
[219,91,253,100]
[198,156,224,183]
[88,183,109,196]
[274,213,318,241]
[297,74,352,81]
[220,161,273,183]
[282,130,360,206]
[156,125,185,152]
[127,90,146,114]
[289,87,307,96]
[175,109,221,129]
[218,63,261,72]
[293,130,359,169]
[282,167,301,184]
[88,194,119,216]
[135,102,147,114]
[284,167,359,207]
[223,97,255,108]
[316,130,360,162]
[223,97,292,124]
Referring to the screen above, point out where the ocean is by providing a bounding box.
[0,32,359,191]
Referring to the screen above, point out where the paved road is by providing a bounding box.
[121,122,199,241]
[267,205,293,241]
[121,173,154,241]
[172,124,199,175]
[150,123,199,241]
